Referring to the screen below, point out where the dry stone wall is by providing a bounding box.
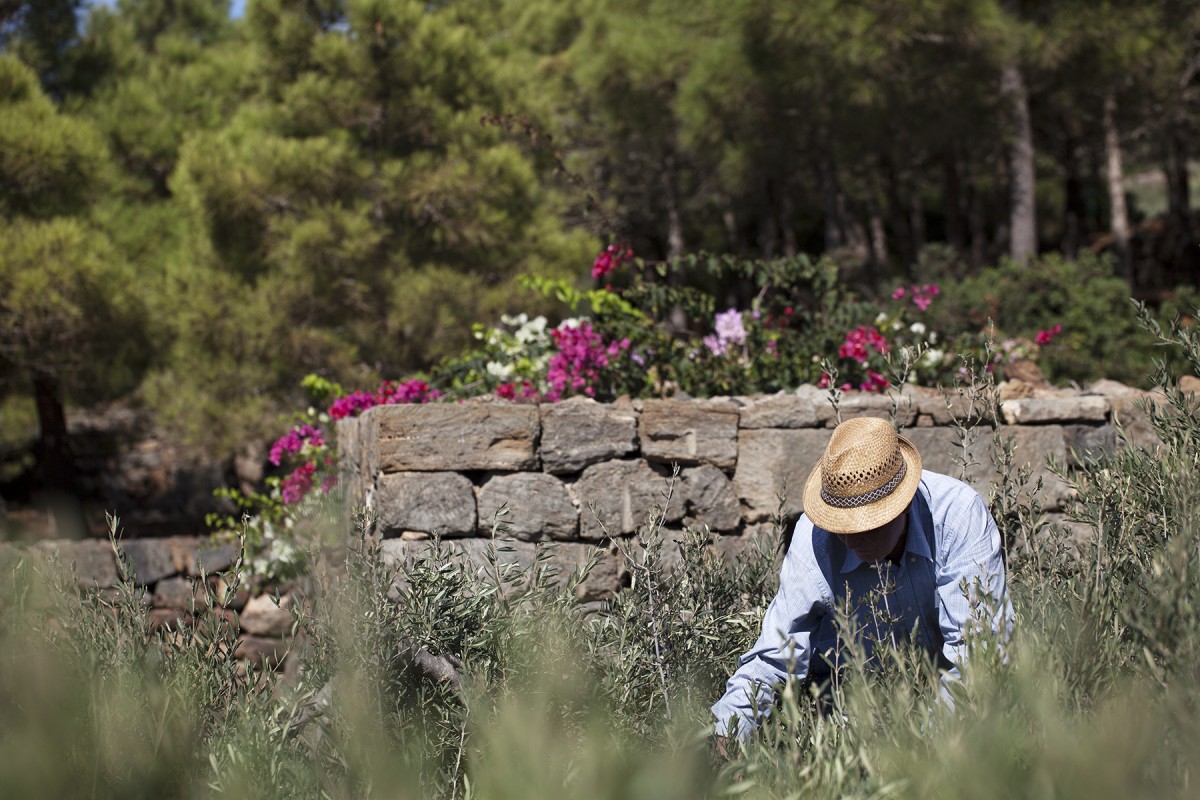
[339,380,1162,600]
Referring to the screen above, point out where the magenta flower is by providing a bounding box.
[328,379,440,419]
[592,244,633,279]
[281,461,317,504]
[838,326,889,363]
[269,425,326,467]
[1035,323,1063,346]
[544,321,629,402]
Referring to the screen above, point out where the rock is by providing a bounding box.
[117,539,180,585]
[239,594,294,638]
[477,472,579,540]
[190,541,240,576]
[832,390,918,427]
[35,539,119,588]
[573,460,686,539]
[738,393,827,429]
[1004,360,1047,386]
[912,386,992,426]
[546,541,624,600]
[149,608,193,632]
[380,537,541,579]
[234,635,290,668]
[639,399,740,469]
[540,398,638,474]
[733,429,831,522]
[680,464,742,531]
[1000,396,1109,425]
[336,415,368,509]
[367,403,539,472]
[374,472,476,537]
[1180,375,1200,395]
[712,522,783,566]
[1063,424,1117,467]
[152,577,197,611]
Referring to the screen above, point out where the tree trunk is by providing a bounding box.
[1165,114,1192,234]
[965,168,986,271]
[1001,62,1037,263]
[662,156,687,332]
[942,149,967,254]
[31,368,72,491]
[662,155,685,261]
[781,191,798,257]
[1103,92,1131,279]
[816,130,846,251]
[867,187,888,271]
[882,155,914,267]
[1061,136,1085,259]
[909,189,926,257]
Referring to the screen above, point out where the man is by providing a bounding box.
[711,416,1011,743]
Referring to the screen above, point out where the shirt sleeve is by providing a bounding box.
[711,517,830,740]
[934,488,1012,700]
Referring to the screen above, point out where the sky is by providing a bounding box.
[93,0,247,18]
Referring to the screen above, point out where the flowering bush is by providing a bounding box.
[592,243,633,280]
[545,320,631,401]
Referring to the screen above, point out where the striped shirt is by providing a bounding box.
[712,470,1011,740]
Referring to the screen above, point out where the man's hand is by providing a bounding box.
[709,735,732,768]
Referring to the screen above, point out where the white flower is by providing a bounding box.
[910,322,927,336]
[921,348,945,366]
[486,361,514,378]
[875,312,888,325]
[929,331,939,344]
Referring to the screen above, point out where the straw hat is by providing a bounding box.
[802,417,922,534]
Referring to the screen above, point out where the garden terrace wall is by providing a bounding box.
[338,379,1161,600]
[0,536,298,673]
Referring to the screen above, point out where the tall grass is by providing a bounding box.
[5,305,1200,798]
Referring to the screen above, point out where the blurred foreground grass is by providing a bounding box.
[5,304,1200,799]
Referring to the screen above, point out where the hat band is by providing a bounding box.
[819,460,907,509]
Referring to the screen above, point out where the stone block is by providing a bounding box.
[573,459,686,539]
[911,387,981,426]
[712,522,784,567]
[239,594,294,638]
[733,429,831,522]
[189,541,240,576]
[1000,396,1110,425]
[738,393,826,429]
[639,399,739,469]
[234,635,290,668]
[540,398,638,474]
[1063,424,1117,467]
[680,464,742,531]
[477,472,579,540]
[375,472,476,537]
[118,539,182,585]
[369,403,539,472]
[831,392,917,427]
[546,541,624,601]
[37,539,118,588]
[152,577,197,611]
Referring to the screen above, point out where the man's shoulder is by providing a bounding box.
[918,470,987,513]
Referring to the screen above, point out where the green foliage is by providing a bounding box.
[932,252,1158,385]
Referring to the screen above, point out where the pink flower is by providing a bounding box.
[891,287,907,300]
[328,379,439,419]
[281,461,317,504]
[817,372,831,389]
[545,322,629,402]
[269,425,325,466]
[592,244,633,279]
[838,326,889,364]
[1035,323,1063,346]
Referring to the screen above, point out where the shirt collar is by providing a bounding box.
[837,483,933,573]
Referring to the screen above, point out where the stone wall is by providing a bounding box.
[0,536,297,671]
[338,380,1159,600]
